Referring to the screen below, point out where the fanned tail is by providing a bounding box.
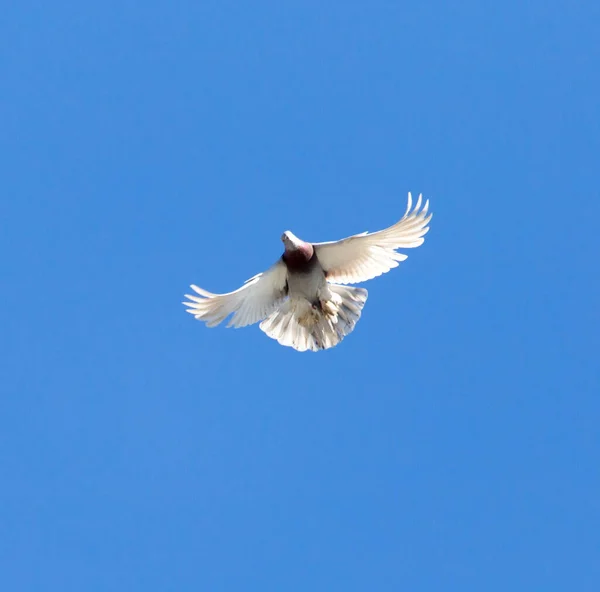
[259,285,368,352]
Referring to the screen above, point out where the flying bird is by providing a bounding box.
[183,192,432,352]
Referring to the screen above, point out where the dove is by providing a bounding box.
[183,192,432,352]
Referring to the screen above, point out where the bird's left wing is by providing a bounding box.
[183,260,288,328]
[314,193,432,285]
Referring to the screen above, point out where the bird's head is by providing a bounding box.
[281,230,302,251]
[281,230,314,263]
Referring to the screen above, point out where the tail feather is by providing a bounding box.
[259,285,368,352]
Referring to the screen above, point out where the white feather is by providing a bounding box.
[314,193,432,285]
[182,260,288,328]
[259,286,368,352]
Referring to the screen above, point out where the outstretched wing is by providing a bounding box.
[183,260,288,328]
[314,193,432,285]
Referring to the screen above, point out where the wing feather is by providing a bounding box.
[182,260,288,328]
[314,193,432,285]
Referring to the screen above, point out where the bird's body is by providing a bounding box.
[286,260,325,304]
[183,193,432,352]
[281,238,323,302]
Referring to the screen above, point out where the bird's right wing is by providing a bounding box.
[183,260,288,328]
[314,193,432,285]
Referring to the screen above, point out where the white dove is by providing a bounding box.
[183,193,432,352]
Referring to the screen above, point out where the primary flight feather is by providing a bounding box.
[183,192,432,352]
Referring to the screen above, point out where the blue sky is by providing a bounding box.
[2,1,599,590]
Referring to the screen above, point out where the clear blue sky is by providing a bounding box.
[2,1,599,590]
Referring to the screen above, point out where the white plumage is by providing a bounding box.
[183,192,432,351]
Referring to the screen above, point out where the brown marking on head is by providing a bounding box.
[281,231,314,270]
